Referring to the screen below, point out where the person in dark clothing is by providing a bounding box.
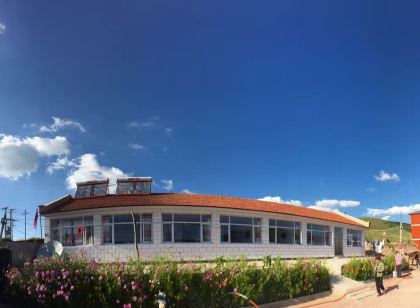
[374,256,386,296]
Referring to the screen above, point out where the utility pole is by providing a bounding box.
[400,212,403,250]
[0,207,8,240]
[22,210,29,240]
[9,209,15,241]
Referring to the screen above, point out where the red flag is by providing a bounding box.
[33,208,38,230]
[77,227,84,234]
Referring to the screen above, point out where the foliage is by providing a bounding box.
[342,256,410,281]
[359,217,411,243]
[4,256,330,307]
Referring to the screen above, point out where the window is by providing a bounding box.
[347,229,362,247]
[50,217,94,246]
[307,224,331,246]
[102,214,152,244]
[220,216,261,243]
[269,220,301,244]
[162,214,211,243]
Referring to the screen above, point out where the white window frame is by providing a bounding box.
[346,229,362,247]
[269,219,302,245]
[102,214,153,245]
[220,216,262,244]
[307,223,331,246]
[161,214,212,243]
[50,216,94,246]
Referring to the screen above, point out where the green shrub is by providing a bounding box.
[342,256,410,281]
[5,256,330,307]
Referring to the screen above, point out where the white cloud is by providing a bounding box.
[160,179,174,191]
[181,189,195,194]
[0,23,5,34]
[382,216,391,221]
[128,117,159,129]
[46,156,75,174]
[314,199,360,209]
[39,116,86,133]
[258,196,302,206]
[65,154,129,193]
[374,170,400,182]
[0,134,70,180]
[366,204,420,217]
[165,128,172,134]
[129,144,145,150]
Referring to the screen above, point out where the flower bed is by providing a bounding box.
[5,255,330,307]
[341,256,410,281]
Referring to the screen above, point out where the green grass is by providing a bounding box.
[360,217,411,243]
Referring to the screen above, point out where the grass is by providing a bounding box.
[360,217,411,243]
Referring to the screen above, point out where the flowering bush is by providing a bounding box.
[342,256,410,281]
[5,256,330,307]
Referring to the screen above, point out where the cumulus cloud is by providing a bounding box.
[314,199,360,209]
[0,23,5,34]
[181,189,195,194]
[366,204,420,217]
[65,154,129,192]
[258,196,302,206]
[0,134,70,180]
[129,144,145,150]
[374,170,400,182]
[160,179,174,191]
[46,156,75,174]
[39,116,86,133]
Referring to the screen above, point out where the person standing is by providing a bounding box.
[395,251,403,278]
[374,256,386,296]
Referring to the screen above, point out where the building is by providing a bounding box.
[40,177,368,262]
[410,211,420,249]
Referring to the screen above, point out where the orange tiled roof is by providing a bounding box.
[40,193,365,227]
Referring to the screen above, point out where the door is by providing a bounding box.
[334,227,343,256]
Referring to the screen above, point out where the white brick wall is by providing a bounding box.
[43,206,365,262]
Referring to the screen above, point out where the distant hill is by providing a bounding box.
[360,217,412,243]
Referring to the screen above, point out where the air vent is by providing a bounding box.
[75,179,109,198]
[116,177,152,194]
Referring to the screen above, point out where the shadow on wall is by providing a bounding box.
[0,241,44,266]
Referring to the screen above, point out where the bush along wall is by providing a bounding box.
[341,256,410,281]
[4,255,330,308]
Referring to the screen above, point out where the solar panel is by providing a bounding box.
[75,179,109,198]
[116,177,152,194]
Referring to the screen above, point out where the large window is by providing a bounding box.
[307,224,331,246]
[269,220,301,244]
[162,214,211,243]
[50,217,94,246]
[347,229,362,247]
[220,216,261,243]
[102,214,152,244]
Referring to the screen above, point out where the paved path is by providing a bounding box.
[314,270,419,308]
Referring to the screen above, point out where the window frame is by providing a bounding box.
[346,229,362,247]
[220,216,262,244]
[101,214,153,245]
[50,216,94,246]
[161,214,212,243]
[307,223,331,246]
[269,219,301,245]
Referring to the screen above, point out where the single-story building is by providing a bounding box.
[410,211,420,250]
[40,177,368,262]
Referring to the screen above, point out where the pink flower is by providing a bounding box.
[116,299,120,304]
[132,296,138,302]
[131,283,138,290]
[123,304,132,308]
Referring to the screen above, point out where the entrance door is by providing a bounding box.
[334,227,343,256]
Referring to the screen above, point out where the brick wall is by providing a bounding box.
[44,206,365,262]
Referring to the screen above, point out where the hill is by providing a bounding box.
[359,217,412,243]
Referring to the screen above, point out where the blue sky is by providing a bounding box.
[1,1,420,238]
